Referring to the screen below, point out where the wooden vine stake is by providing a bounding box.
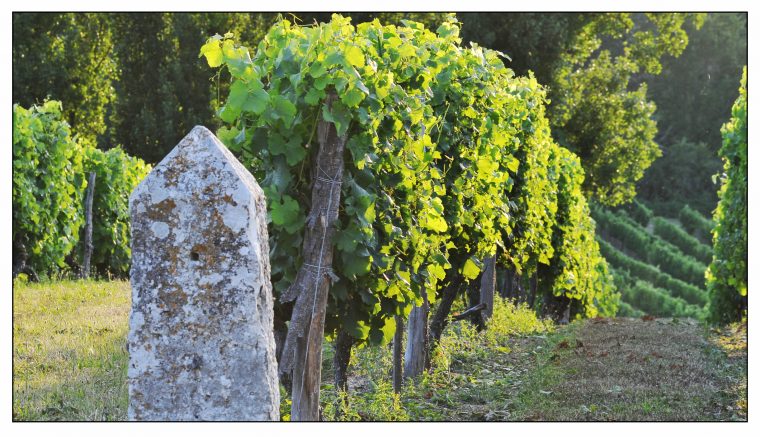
[479,256,496,323]
[392,315,404,393]
[81,171,96,279]
[279,92,346,421]
[404,290,429,378]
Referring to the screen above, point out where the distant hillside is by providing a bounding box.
[591,200,713,319]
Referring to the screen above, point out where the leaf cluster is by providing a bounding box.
[538,149,619,318]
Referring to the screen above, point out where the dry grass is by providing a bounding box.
[510,317,748,421]
[13,279,131,421]
[709,321,748,418]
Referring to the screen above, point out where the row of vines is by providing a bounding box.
[707,67,748,324]
[201,15,619,419]
[590,205,708,288]
[12,100,150,279]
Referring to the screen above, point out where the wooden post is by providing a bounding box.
[392,315,404,393]
[528,271,538,309]
[279,93,347,421]
[404,290,429,378]
[477,255,496,327]
[81,171,96,279]
[501,267,512,299]
[333,328,354,393]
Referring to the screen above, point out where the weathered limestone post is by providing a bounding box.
[127,126,279,421]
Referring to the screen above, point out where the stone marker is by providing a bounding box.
[127,126,279,421]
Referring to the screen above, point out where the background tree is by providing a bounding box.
[636,139,722,217]
[13,13,117,147]
[639,13,747,216]
[459,13,704,206]
[647,13,747,149]
[108,13,277,162]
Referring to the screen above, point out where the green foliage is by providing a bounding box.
[707,67,748,324]
[108,13,278,163]
[206,16,470,344]
[553,12,703,206]
[77,148,151,277]
[679,204,714,244]
[640,13,746,220]
[13,13,117,147]
[13,101,87,277]
[321,382,409,421]
[638,140,721,218]
[13,100,150,279]
[652,217,712,264]
[458,13,591,86]
[648,13,747,149]
[507,81,559,273]
[551,48,660,206]
[205,15,618,344]
[483,296,555,345]
[206,15,620,346]
[294,13,450,32]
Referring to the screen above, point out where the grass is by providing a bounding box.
[13,279,747,422]
[318,296,554,421]
[13,278,131,420]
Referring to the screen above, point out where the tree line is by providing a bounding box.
[13,12,746,214]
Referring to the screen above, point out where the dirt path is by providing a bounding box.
[510,317,747,421]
